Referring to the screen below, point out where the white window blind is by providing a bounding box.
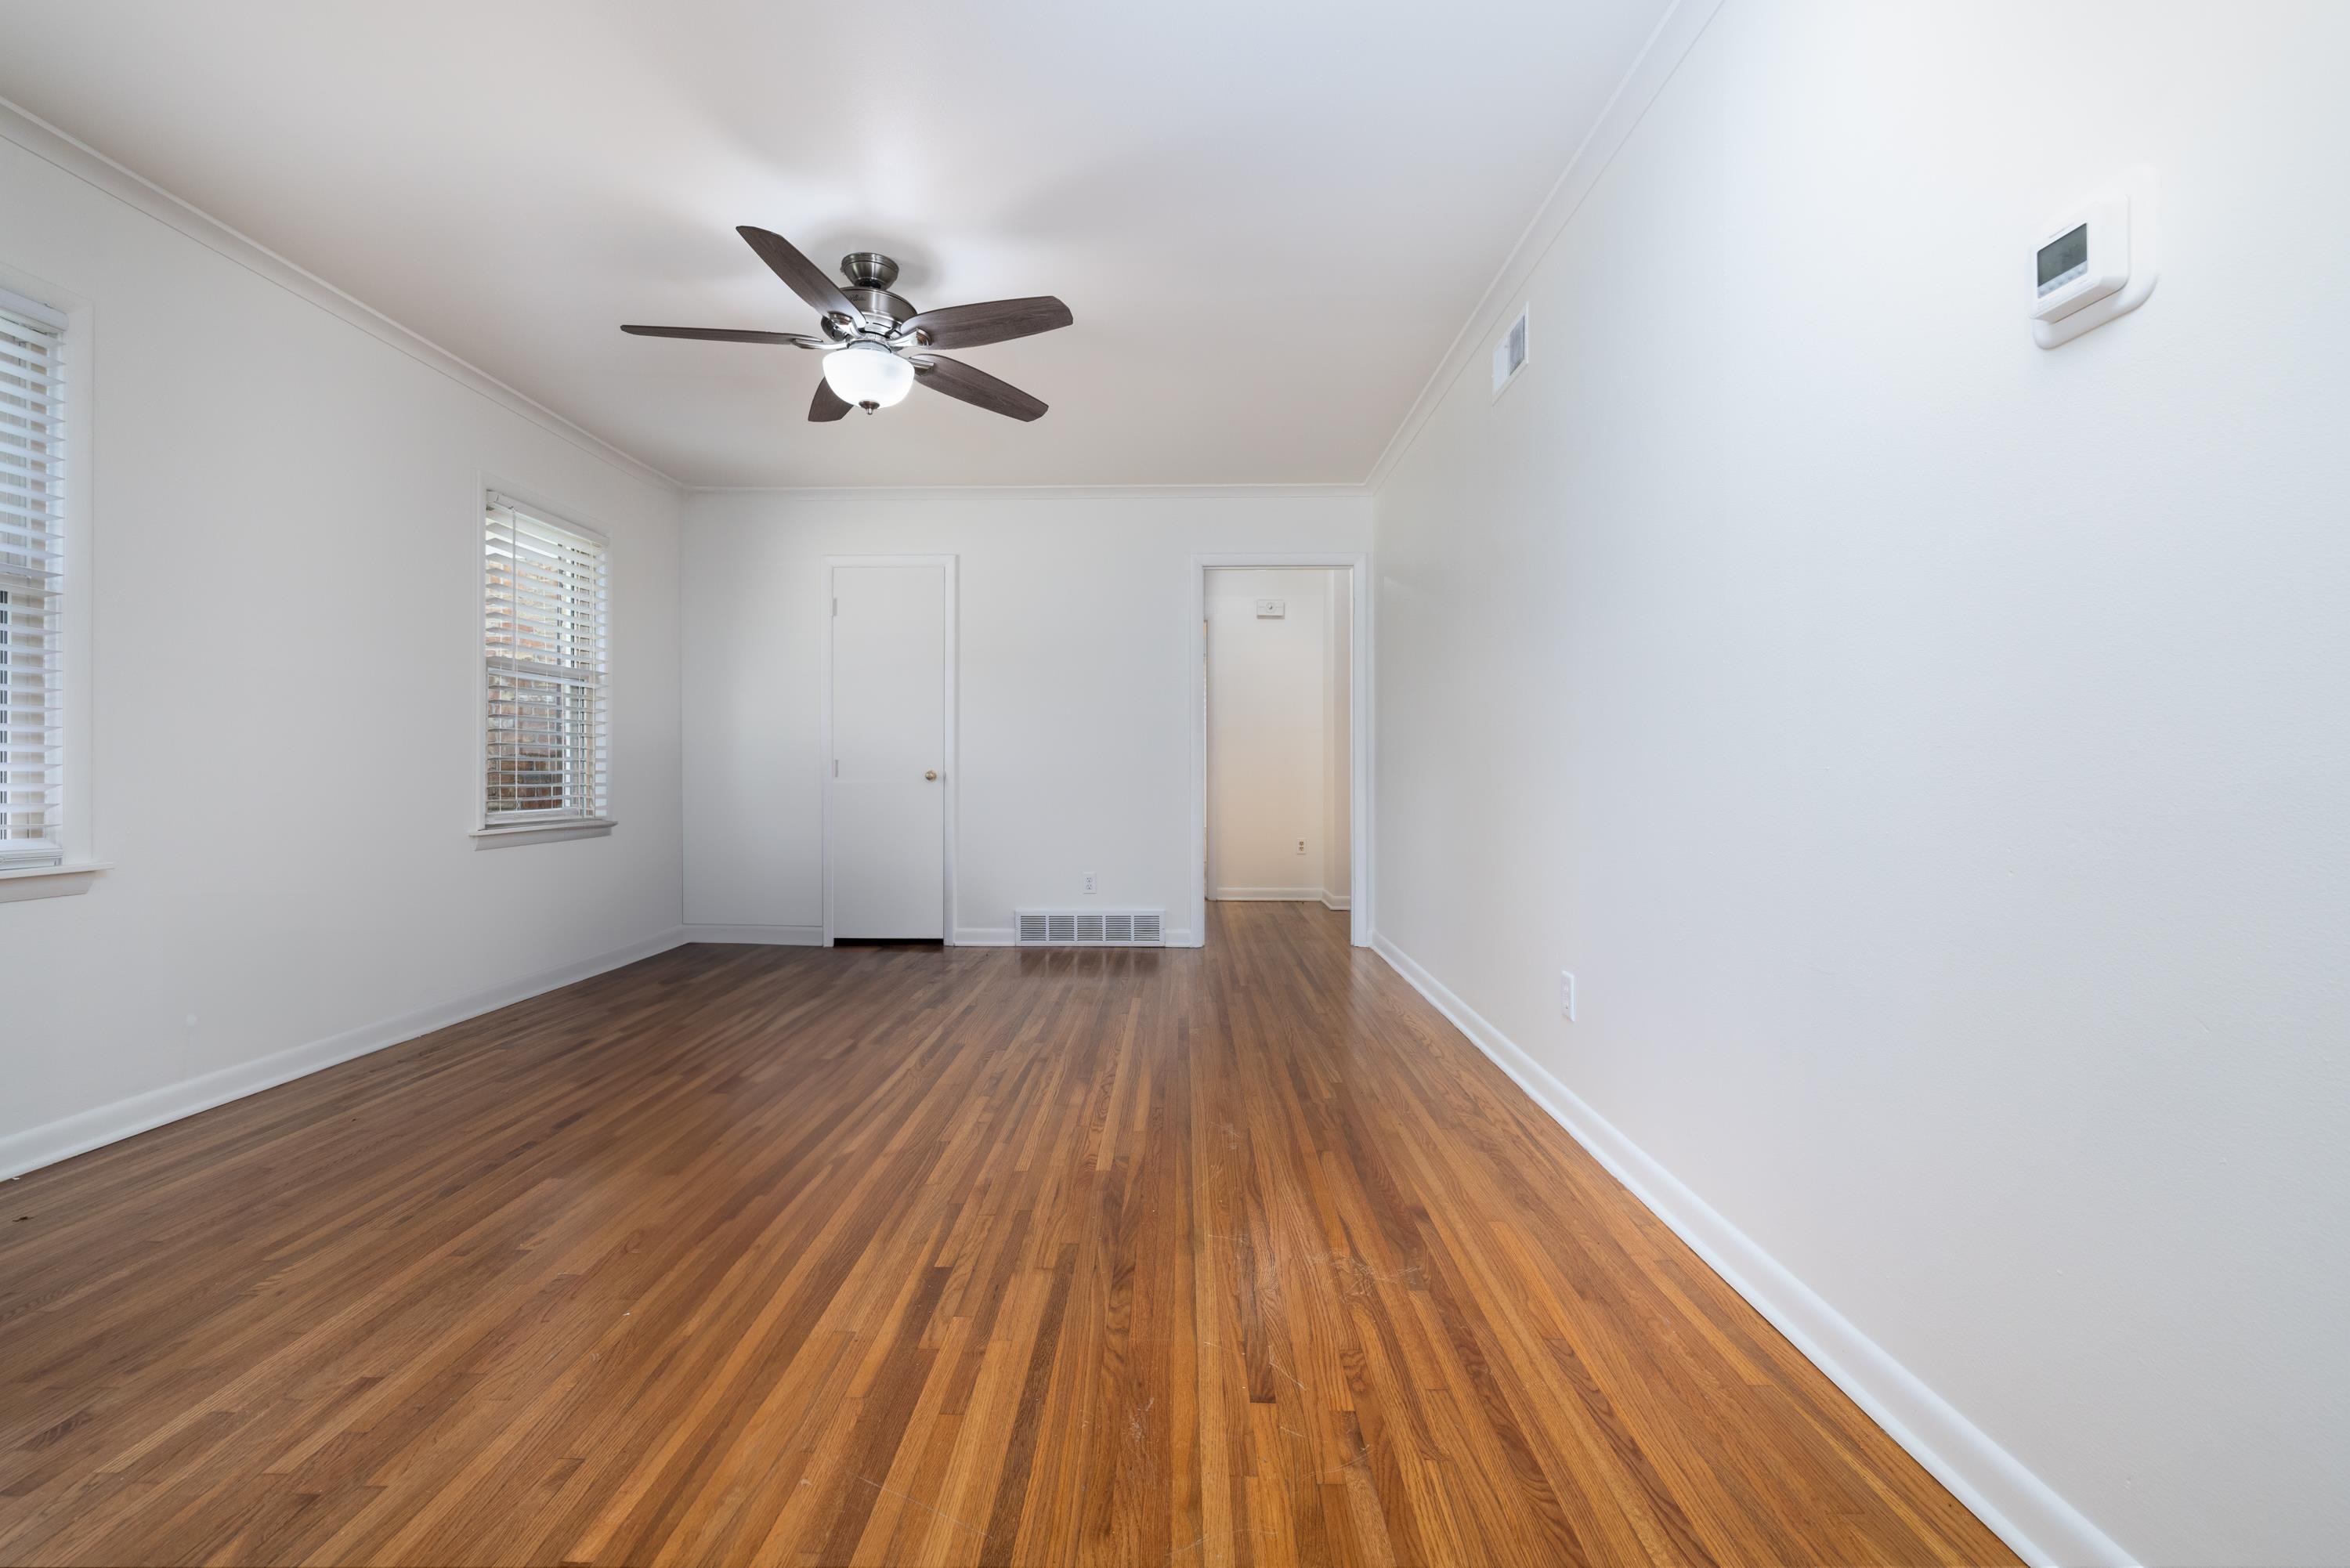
[483,494,608,823]
[0,290,66,869]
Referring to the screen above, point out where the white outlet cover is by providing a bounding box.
[1560,971,1577,1022]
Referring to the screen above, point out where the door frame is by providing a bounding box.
[820,555,959,947]
[1190,554,1371,949]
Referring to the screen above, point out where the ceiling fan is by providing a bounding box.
[622,226,1071,421]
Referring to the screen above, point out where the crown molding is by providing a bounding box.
[687,482,1372,504]
[1361,0,1725,492]
[0,94,685,495]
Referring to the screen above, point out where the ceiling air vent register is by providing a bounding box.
[1491,305,1529,399]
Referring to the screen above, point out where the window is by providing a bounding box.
[0,289,65,870]
[482,493,608,827]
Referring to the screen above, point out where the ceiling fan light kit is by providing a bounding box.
[622,227,1071,422]
[822,341,913,410]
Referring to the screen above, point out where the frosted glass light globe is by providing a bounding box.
[822,342,914,409]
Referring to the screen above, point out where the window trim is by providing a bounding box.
[0,858,114,900]
[470,818,614,849]
[0,266,101,902]
[475,482,615,846]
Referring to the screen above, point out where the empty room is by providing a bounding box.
[0,3,2342,1565]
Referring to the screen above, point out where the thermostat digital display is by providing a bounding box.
[2031,197,2129,324]
[2037,225,2090,296]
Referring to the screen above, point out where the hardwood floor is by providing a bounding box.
[0,903,2015,1566]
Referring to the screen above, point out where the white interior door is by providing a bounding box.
[829,562,948,939]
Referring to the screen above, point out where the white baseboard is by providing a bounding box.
[0,926,691,1182]
[681,923,825,946]
[1368,932,2133,1568]
[1212,887,1325,901]
[1321,891,1352,911]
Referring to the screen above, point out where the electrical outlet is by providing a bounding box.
[1295,838,1307,855]
[1083,873,1097,894]
[1560,971,1577,1022]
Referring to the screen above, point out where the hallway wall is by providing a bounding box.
[1370,3,2350,1563]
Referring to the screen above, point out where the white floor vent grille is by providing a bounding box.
[1015,909,1165,947]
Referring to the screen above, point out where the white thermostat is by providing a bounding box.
[1254,598,1285,619]
[2032,200,2128,321]
[2031,168,2158,348]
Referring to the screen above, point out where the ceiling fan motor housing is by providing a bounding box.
[841,285,915,328]
[837,253,913,327]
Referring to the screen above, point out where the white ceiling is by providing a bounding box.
[0,0,1668,489]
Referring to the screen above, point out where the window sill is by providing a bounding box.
[471,818,616,850]
[0,861,114,903]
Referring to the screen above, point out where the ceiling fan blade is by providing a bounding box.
[622,324,803,344]
[809,377,852,421]
[913,354,1047,421]
[739,226,861,324]
[901,295,1072,351]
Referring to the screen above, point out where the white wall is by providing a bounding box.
[0,122,685,1174]
[1207,569,1336,899]
[682,492,1369,944]
[1372,4,2350,1563]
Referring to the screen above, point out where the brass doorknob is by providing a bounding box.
[924,770,938,780]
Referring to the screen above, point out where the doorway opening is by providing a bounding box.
[1191,557,1368,948]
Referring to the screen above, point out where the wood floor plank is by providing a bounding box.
[0,904,2017,1566]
